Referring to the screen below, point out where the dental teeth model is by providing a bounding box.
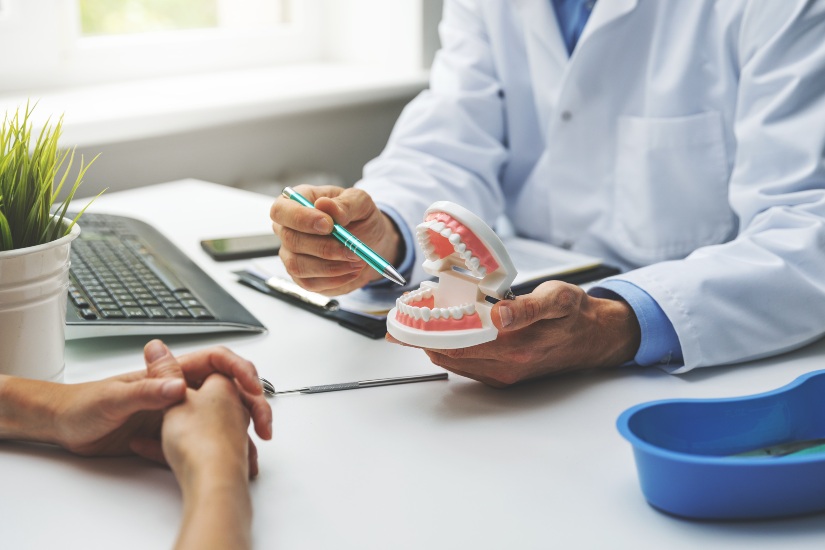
[386,201,517,349]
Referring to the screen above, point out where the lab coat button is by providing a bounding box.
[561,111,572,121]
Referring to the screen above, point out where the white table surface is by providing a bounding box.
[2,180,824,549]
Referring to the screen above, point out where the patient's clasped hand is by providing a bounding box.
[0,339,272,550]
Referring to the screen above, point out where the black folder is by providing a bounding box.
[235,270,388,339]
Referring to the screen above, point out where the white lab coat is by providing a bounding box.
[356,0,825,372]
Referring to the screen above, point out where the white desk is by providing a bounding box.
[2,180,824,549]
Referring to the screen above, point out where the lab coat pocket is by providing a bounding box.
[613,111,734,264]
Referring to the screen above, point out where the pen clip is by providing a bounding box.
[265,276,339,311]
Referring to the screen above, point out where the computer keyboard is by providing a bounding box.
[66,212,266,339]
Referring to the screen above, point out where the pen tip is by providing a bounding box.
[384,266,406,286]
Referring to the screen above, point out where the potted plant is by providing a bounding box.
[0,103,99,381]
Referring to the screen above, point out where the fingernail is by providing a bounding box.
[161,378,184,398]
[145,340,168,362]
[349,261,364,269]
[499,305,513,328]
[313,218,331,233]
[345,250,359,261]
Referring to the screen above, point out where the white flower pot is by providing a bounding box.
[0,222,80,382]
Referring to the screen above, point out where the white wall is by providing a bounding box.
[71,96,415,199]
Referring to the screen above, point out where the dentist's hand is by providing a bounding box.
[270,185,403,295]
[387,281,641,387]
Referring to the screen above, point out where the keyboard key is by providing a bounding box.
[146,307,169,318]
[101,309,126,318]
[79,308,98,320]
[180,298,203,308]
[123,307,147,318]
[168,308,192,318]
[188,308,214,319]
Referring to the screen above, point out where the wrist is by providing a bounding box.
[380,213,404,267]
[0,375,64,444]
[594,297,641,366]
[177,448,249,494]
[175,459,252,550]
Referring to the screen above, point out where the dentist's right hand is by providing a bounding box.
[270,184,403,296]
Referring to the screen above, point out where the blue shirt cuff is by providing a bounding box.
[589,280,684,367]
[364,204,415,289]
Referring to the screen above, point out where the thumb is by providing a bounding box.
[493,281,581,331]
[144,339,184,380]
[106,377,186,418]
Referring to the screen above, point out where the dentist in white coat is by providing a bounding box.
[271,0,825,385]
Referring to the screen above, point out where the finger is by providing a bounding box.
[423,351,510,388]
[385,333,421,348]
[314,187,375,227]
[105,378,186,418]
[177,346,265,397]
[248,438,259,479]
[386,332,493,358]
[493,281,582,331]
[293,268,367,295]
[279,225,360,262]
[270,185,345,234]
[144,339,185,380]
[278,243,362,277]
[238,384,273,440]
[129,437,168,466]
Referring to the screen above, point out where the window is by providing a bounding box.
[78,0,291,36]
[0,0,322,93]
[79,0,222,36]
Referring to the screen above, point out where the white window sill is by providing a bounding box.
[0,63,429,148]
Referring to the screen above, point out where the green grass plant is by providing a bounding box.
[0,102,101,252]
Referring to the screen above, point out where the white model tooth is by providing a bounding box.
[461,250,472,260]
[455,243,466,254]
[477,266,487,277]
[449,306,463,320]
[413,307,425,321]
[420,307,430,322]
[463,304,475,315]
[421,280,437,291]
[431,308,441,320]
[440,227,452,238]
[431,221,445,232]
[438,308,451,319]
[449,233,461,245]
[469,257,480,270]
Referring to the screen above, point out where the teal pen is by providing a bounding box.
[282,187,406,286]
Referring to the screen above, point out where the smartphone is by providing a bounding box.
[200,233,281,262]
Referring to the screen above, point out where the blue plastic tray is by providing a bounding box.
[617,369,825,519]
